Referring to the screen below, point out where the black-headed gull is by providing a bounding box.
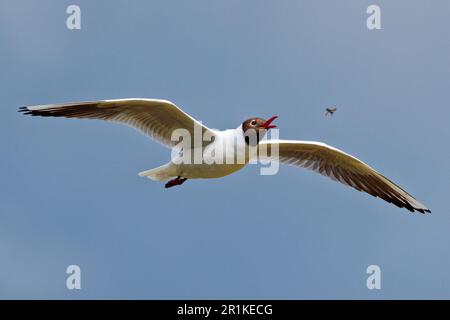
[20,98,430,213]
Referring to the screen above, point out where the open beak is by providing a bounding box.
[261,116,278,129]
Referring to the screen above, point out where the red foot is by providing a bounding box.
[165,176,188,189]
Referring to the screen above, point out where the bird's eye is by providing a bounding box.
[251,120,256,126]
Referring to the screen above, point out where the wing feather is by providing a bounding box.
[19,98,214,148]
[259,139,430,213]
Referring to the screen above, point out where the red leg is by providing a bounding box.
[165,176,188,189]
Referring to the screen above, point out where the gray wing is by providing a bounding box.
[258,139,430,213]
[19,98,215,148]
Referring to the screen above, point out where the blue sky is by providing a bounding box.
[1,0,450,299]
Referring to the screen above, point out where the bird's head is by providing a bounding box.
[242,116,278,145]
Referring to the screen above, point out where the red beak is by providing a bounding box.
[261,116,278,129]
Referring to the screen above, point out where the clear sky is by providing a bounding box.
[1,0,449,299]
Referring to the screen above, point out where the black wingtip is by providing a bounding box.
[18,106,34,116]
[416,208,431,214]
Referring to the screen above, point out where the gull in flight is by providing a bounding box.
[19,98,430,213]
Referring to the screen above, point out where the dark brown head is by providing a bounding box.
[242,116,278,145]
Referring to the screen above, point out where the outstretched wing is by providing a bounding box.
[19,98,215,148]
[258,139,430,213]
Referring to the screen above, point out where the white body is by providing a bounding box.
[139,126,254,180]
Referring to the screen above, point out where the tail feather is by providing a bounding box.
[138,163,177,181]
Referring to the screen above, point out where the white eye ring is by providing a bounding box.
[251,120,256,126]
